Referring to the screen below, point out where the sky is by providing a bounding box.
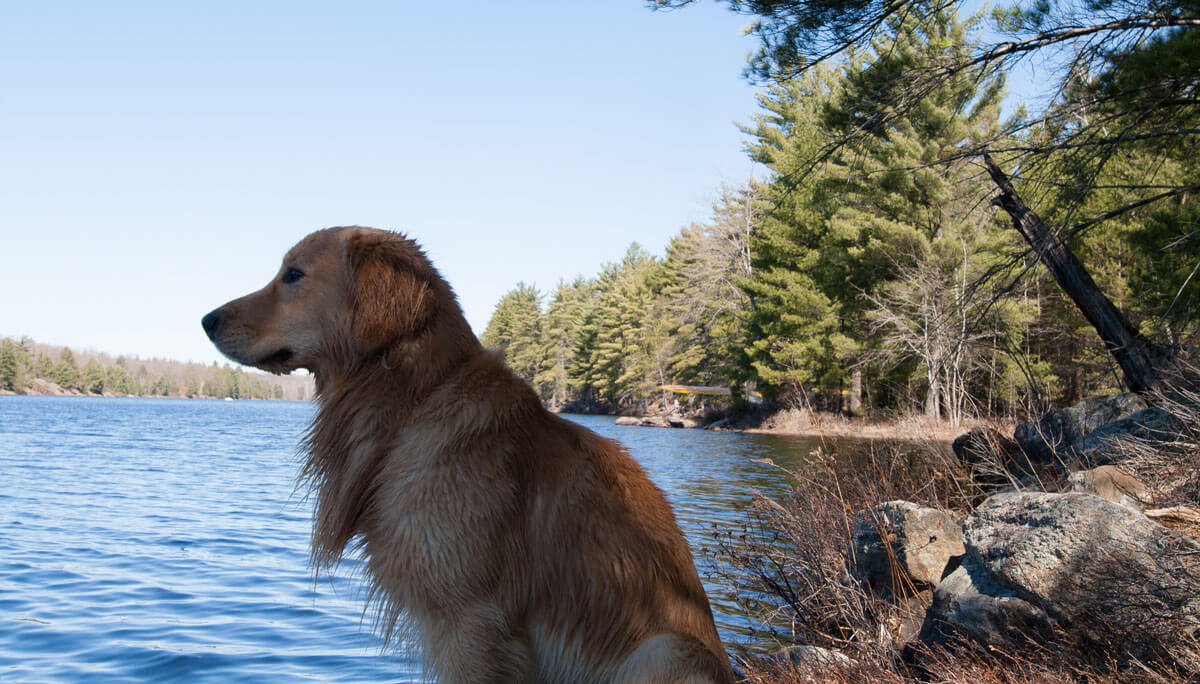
[1,1,762,366]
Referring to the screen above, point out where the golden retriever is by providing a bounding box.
[201,226,735,683]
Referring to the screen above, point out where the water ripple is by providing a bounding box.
[1,396,814,681]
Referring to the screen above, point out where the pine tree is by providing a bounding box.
[661,185,755,392]
[577,245,671,410]
[481,283,546,391]
[36,353,53,379]
[105,365,131,395]
[81,360,106,394]
[826,8,1014,421]
[535,278,596,409]
[740,65,862,407]
[52,348,80,390]
[0,339,18,391]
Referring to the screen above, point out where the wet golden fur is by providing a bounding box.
[203,227,735,683]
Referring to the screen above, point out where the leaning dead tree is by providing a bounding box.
[983,154,1166,393]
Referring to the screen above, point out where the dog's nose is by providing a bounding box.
[201,310,222,338]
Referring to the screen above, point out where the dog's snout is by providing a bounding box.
[201,310,223,338]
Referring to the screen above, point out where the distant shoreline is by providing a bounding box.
[611,408,978,442]
[0,336,314,401]
[0,387,307,402]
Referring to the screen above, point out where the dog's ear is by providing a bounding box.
[347,232,436,351]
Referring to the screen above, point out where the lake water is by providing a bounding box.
[0,396,822,682]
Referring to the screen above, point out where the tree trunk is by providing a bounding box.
[925,366,942,420]
[983,154,1162,393]
[848,367,863,416]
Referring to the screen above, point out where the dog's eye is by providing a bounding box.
[282,268,305,284]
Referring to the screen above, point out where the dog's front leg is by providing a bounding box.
[421,603,532,684]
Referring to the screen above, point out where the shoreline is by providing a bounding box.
[0,388,303,402]
[612,409,989,442]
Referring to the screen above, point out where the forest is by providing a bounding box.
[482,4,1199,426]
[0,337,313,401]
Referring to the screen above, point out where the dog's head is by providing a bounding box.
[202,226,446,375]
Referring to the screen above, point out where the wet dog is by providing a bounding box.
[202,227,734,683]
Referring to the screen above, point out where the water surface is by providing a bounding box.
[0,396,820,682]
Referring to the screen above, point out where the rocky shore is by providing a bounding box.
[735,386,1200,681]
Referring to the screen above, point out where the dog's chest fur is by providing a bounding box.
[355,419,524,614]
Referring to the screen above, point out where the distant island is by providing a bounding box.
[0,336,313,401]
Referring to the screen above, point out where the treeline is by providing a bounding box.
[482,8,1198,425]
[0,337,313,401]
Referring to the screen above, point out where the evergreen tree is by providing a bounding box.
[105,365,131,395]
[739,64,862,407]
[577,245,671,409]
[661,185,756,392]
[827,8,1014,421]
[0,339,18,391]
[81,360,105,394]
[36,353,53,379]
[481,283,546,390]
[52,348,80,390]
[535,278,596,409]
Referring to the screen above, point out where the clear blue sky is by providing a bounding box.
[2,1,762,366]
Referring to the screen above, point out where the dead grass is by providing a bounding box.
[709,414,1200,682]
[742,407,999,443]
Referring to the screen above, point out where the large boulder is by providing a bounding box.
[1013,392,1149,465]
[921,491,1200,670]
[917,554,1057,649]
[952,424,1049,486]
[851,501,965,597]
[1075,407,1187,464]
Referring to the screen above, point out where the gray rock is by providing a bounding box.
[1075,407,1187,464]
[774,644,856,669]
[1013,393,1149,464]
[953,424,1044,485]
[918,555,1057,649]
[851,501,965,595]
[966,491,1200,667]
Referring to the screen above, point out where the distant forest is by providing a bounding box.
[0,337,313,401]
[481,6,1198,425]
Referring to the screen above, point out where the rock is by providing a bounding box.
[1014,392,1148,465]
[614,415,670,428]
[952,425,1017,467]
[963,491,1200,667]
[772,644,856,669]
[851,501,965,596]
[918,555,1057,649]
[615,414,700,429]
[1075,407,1187,464]
[665,414,700,429]
[704,417,730,430]
[889,589,934,646]
[30,378,71,396]
[1067,465,1148,511]
[952,425,1039,485]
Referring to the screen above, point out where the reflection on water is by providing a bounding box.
[0,397,833,681]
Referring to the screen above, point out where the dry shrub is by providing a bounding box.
[706,440,965,666]
[1117,360,1200,510]
[709,427,1200,682]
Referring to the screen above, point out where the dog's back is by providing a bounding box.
[373,350,734,682]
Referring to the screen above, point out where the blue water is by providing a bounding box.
[0,396,818,682]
